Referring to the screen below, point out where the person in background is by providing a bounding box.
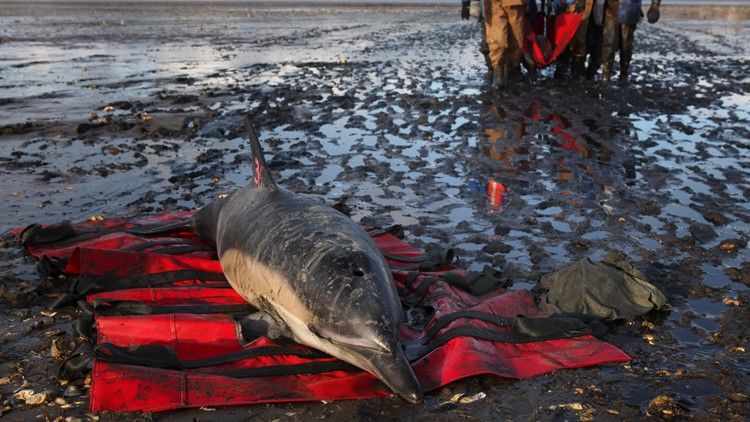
[462,1,493,77]
[568,0,596,79]
[553,0,588,80]
[600,0,661,85]
[464,0,529,90]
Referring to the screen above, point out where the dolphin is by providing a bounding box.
[190,117,422,403]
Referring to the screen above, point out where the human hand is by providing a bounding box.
[647,4,660,23]
[575,0,586,14]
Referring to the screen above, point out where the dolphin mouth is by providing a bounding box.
[345,343,423,404]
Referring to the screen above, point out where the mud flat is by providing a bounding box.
[1,2,749,421]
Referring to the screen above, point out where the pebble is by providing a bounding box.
[13,389,48,405]
[63,385,83,398]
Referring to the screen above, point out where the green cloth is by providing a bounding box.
[538,251,669,320]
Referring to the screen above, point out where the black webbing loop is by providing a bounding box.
[37,256,68,278]
[72,315,96,343]
[58,343,94,381]
[450,265,509,295]
[95,343,182,370]
[51,293,84,310]
[21,225,111,249]
[20,221,77,247]
[365,225,405,239]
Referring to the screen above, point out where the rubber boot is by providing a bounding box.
[619,62,630,85]
[600,62,612,87]
[572,57,585,80]
[620,24,635,85]
[480,40,492,74]
[481,41,493,82]
[554,52,571,80]
[492,66,507,91]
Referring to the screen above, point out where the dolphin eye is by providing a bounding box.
[352,268,365,277]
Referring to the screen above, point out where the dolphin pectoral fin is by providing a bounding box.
[238,311,294,345]
[191,196,230,242]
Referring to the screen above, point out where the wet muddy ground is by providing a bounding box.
[1,2,749,421]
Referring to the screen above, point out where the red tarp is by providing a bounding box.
[524,12,583,68]
[13,213,630,412]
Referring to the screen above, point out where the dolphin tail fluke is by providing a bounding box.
[242,116,277,191]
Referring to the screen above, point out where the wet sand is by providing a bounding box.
[1,2,749,421]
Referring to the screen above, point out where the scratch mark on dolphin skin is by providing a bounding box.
[254,157,262,186]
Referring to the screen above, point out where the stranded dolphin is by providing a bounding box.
[190,117,422,403]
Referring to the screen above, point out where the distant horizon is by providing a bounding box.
[12,0,750,4]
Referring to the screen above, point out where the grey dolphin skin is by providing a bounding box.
[190,117,422,403]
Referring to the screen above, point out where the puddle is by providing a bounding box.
[673,378,723,398]
[700,263,734,289]
[687,298,726,317]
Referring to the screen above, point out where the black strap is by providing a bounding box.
[70,269,228,295]
[415,310,514,346]
[123,240,213,254]
[124,221,194,236]
[384,248,455,271]
[401,275,442,305]
[93,343,355,377]
[400,268,507,305]
[180,346,331,369]
[405,318,594,362]
[150,245,215,255]
[219,361,357,378]
[365,225,405,239]
[89,299,256,316]
[20,219,196,249]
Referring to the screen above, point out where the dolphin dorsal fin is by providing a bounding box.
[243,117,278,191]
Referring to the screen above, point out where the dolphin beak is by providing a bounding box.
[352,345,423,403]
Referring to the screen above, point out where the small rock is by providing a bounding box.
[482,240,512,254]
[719,239,746,253]
[689,222,717,243]
[703,210,731,226]
[549,403,584,411]
[14,389,49,406]
[648,395,688,420]
[63,384,83,398]
[730,392,749,402]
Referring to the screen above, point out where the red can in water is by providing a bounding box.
[488,180,505,207]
